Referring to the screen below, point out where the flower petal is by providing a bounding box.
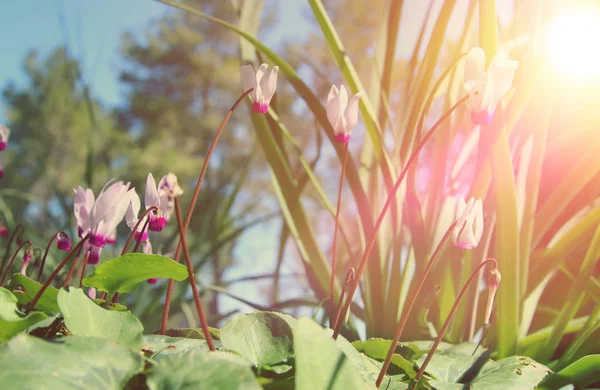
[240,64,257,101]
[326,85,341,128]
[260,66,279,105]
[343,92,362,132]
[489,53,518,106]
[464,47,486,82]
[145,173,160,209]
[126,190,141,230]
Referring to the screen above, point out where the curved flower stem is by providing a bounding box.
[160,88,253,335]
[375,221,456,386]
[0,224,24,275]
[332,97,468,338]
[121,206,159,255]
[25,235,89,314]
[37,231,67,282]
[174,197,215,350]
[133,217,151,253]
[329,142,349,325]
[331,266,355,332]
[79,247,91,289]
[410,258,498,389]
[0,240,32,285]
[62,244,84,287]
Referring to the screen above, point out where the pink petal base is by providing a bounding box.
[0,141,6,150]
[147,278,158,284]
[334,133,350,143]
[251,101,268,114]
[57,238,71,251]
[0,228,7,237]
[471,110,494,126]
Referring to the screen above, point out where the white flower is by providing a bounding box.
[74,180,134,264]
[326,85,362,143]
[240,63,279,113]
[463,47,518,125]
[0,125,10,150]
[453,198,484,249]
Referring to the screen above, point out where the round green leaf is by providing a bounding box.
[0,287,48,342]
[221,312,294,368]
[7,274,60,313]
[57,288,143,350]
[0,334,143,389]
[146,350,261,390]
[82,253,188,293]
[142,334,212,361]
[467,356,551,389]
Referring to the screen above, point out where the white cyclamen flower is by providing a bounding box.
[453,197,484,249]
[326,85,362,143]
[0,125,10,150]
[240,63,279,114]
[463,47,518,125]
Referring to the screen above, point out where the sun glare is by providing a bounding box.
[546,9,600,79]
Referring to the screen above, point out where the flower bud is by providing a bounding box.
[56,233,72,251]
[484,267,502,325]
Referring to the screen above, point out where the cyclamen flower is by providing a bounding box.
[56,232,71,251]
[484,267,502,325]
[20,246,33,275]
[240,63,279,113]
[0,125,10,150]
[463,47,518,125]
[74,180,135,264]
[453,198,483,249]
[326,85,362,143]
[0,224,7,237]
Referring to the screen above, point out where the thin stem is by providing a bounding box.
[331,267,355,335]
[132,217,151,253]
[160,88,253,335]
[332,97,468,338]
[121,206,158,255]
[174,197,215,350]
[0,224,24,275]
[79,247,91,288]
[0,240,32,285]
[37,231,67,282]
[410,258,498,389]
[330,142,349,324]
[25,235,89,314]
[375,221,457,386]
[62,244,84,287]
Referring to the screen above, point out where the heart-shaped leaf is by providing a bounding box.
[467,356,551,389]
[57,288,143,350]
[221,312,294,369]
[146,350,261,390]
[82,253,188,293]
[142,334,211,361]
[0,287,48,341]
[0,334,143,389]
[7,274,60,313]
[353,338,417,378]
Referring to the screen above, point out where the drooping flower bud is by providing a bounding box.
[20,246,33,275]
[56,232,72,251]
[453,198,484,249]
[484,267,502,325]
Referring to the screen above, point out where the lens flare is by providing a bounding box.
[546,9,600,79]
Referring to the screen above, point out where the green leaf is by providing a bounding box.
[7,274,60,313]
[57,288,143,350]
[82,253,188,293]
[467,356,550,389]
[221,312,294,369]
[0,334,143,389]
[539,355,600,389]
[165,327,221,340]
[415,341,485,384]
[146,350,261,390]
[0,287,48,342]
[352,338,417,378]
[293,318,376,390]
[142,334,211,361]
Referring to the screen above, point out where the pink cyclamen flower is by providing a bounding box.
[463,47,518,125]
[0,125,10,151]
[20,246,33,275]
[453,197,483,249]
[484,267,502,325]
[326,85,362,143]
[56,232,72,251]
[74,180,134,264]
[240,63,279,114]
[0,224,7,237]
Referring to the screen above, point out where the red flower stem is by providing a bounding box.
[410,258,498,389]
[331,266,355,333]
[159,88,253,335]
[332,97,468,338]
[121,206,159,256]
[0,240,32,285]
[0,224,24,275]
[37,231,67,282]
[174,197,215,350]
[329,142,349,325]
[25,235,89,314]
[132,217,151,253]
[375,221,456,386]
[78,247,91,288]
[62,244,84,287]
